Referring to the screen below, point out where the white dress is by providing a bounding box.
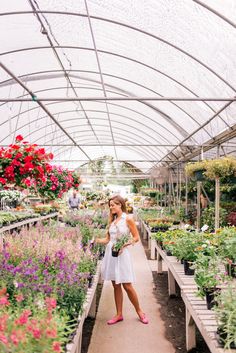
[101,212,135,284]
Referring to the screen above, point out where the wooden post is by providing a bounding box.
[196,181,201,230]
[215,177,220,231]
[150,238,156,260]
[157,252,163,274]
[168,269,177,297]
[185,175,188,217]
[186,308,196,351]
[164,182,167,208]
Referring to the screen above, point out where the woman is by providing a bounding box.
[95,195,148,325]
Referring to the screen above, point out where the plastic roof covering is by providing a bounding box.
[0,0,236,175]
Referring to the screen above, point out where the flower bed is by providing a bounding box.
[0,222,100,351]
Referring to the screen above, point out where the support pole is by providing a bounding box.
[215,177,220,231]
[196,181,201,230]
[185,175,188,217]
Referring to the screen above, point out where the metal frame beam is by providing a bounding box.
[0,67,228,137]
[1,10,235,92]
[0,97,235,102]
[0,60,92,160]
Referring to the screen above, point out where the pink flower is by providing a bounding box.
[32,328,41,339]
[46,327,57,338]
[15,294,24,302]
[0,333,8,345]
[52,341,62,352]
[0,297,10,306]
[45,297,57,311]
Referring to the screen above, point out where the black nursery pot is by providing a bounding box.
[88,274,93,288]
[165,250,172,256]
[183,260,195,275]
[216,328,236,349]
[112,249,119,257]
[205,288,220,310]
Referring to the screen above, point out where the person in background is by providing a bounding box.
[68,190,80,210]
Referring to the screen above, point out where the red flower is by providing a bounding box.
[0,177,6,184]
[24,156,33,163]
[15,135,24,141]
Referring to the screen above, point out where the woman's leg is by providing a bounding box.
[122,283,144,317]
[112,281,123,316]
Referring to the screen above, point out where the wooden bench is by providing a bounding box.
[138,219,235,353]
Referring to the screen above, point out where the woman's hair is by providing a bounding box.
[108,195,127,224]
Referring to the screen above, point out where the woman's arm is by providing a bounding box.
[125,216,140,245]
[95,231,110,245]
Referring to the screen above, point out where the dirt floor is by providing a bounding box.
[81,240,211,353]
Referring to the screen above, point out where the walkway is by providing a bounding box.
[88,241,175,353]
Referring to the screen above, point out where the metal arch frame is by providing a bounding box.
[0,61,92,161]
[18,119,164,161]
[0,10,235,93]
[193,0,236,29]
[26,0,105,156]
[14,119,165,161]
[1,85,183,146]
[8,105,175,148]
[0,49,194,144]
[0,67,229,138]
[0,46,232,135]
[34,134,158,170]
[53,138,155,168]
[83,0,118,159]
[158,100,235,167]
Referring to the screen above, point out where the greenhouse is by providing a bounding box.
[0,1,236,353]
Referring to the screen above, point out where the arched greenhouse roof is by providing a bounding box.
[0,0,236,177]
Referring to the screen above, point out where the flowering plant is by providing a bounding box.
[0,135,53,189]
[37,166,80,200]
[0,288,69,353]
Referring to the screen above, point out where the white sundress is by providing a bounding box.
[101,212,135,284]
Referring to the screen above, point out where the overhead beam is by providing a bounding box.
[0,61,92,160]
[0,97,235,102]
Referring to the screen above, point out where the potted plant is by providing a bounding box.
[214,284,236,349]
[219,237,236,278]
[193,249,223,309]
[112,235,129,257]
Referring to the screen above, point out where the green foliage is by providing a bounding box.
[202,207,228,231]
[112,235,129,252]
[214,284,236,349]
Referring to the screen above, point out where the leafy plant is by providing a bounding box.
[202,207,227,231]
[214,284,236,349]
[193,248,224,298]
[112,235,129,252]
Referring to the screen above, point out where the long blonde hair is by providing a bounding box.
[108,195,127,225]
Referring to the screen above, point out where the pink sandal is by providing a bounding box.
[107,315,124,325]
[139,313,149,324]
